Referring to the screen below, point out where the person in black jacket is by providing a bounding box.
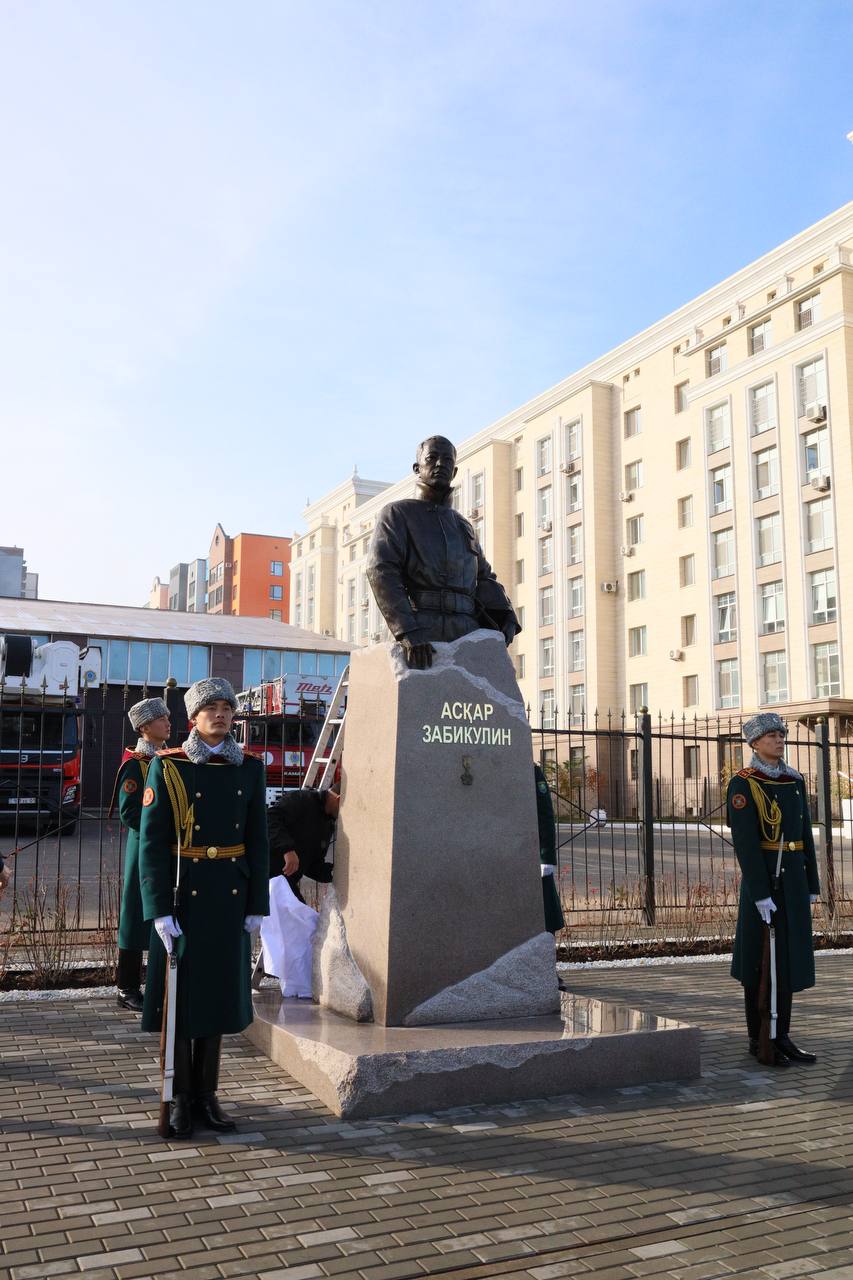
[267,787,340,898]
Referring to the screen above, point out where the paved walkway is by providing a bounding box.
[2,957,852,1280]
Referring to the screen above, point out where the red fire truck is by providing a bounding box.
[235,674,334,803]
[0,636,102,835]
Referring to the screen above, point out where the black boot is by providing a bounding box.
[192,1036,236,1132]
[170,1039,194,1139]
[775,992,815,1062]
[116,948,144,1011]
[749,1037,790,1067]
[776,1034,816,1063]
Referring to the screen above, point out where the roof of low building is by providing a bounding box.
[0,598,350,653]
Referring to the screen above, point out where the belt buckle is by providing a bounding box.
[207,846,218,859]
[788,841,796,851]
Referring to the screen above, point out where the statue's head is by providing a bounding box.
[413,436,458,497]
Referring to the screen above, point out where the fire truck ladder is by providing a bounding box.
[301,664,349,791]
[251,664,349,990]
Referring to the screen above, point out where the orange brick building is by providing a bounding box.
[207,524,291,619]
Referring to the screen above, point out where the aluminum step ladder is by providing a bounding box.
[251,664,349,990]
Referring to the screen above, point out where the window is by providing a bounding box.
[803,428,829,480]
[624,407,641,438]
[676,438,692,470]
[677,495,693,528]
[568,684,585,725]
[761,652,788,705]
[515,513,524,537]
[684,742,701,775]
[681,615,696,646]
[569,576,584,618]
[797,356,827,417]
[539,586,554,626]
[683,676,699,709]
[515,467,524,491]
[627,570,645,601]
[796,293,820,330]
[750,381,776,434]
[540,636,555,678]
[515,558,525,585]
[706,403,730,453]
[538,537,552,575]
[809,569,837,624]
[626,514,644,546]
[675,382,689,413]
[760,581,785,634]
[270,560,283,576]
[269,609,282,621]
[749,318,772,354]
[629,625,647,657]
[471,472,484,509]
[629,683,648,713]
[754,447,779,499]
[269,584,283,600]
[812,641,840,696]
[97,638,209,686]
[536,437,552,477]
[567,525,583,565]
[717,658,740,708]
[707,342,727,377]
[540,690,556,729]
[624,460,643,491]
[715,592,737,643]
[711,464,732,514]
[806,498,833,553]
[679,554,695,587]
[566,472,582,512]
[537,487,552,528]
[516,653,525,679]
[565,418,581,459]
[756,513,782,566]
[570,631,585,672]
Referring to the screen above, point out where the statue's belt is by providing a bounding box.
[411,588,476,616]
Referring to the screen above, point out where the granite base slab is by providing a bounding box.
[245,988,700,1118]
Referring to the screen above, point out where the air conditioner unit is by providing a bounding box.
[470,506,481,518]
[811,474,831,492]
[601,581,618,594]
[371,632,382,644]
[669,648,684,661]
[562,461,578,475]
[806,403,827,423]
[619,490,634,502]
[361,596,369,607]
[620,545,635,557]
[540,519,553,533]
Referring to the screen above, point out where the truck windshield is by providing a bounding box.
[0,711,79,752]
[245,717,322,750]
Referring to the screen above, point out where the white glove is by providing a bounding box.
[154,915,183,953]
[244,915,264,933]
[755,897,776,925]
[540,864,557,878]
[810,895,819,904]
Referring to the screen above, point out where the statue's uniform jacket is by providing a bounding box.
[114,750,154,952]
[138,750,270,1039]
[367,498,519,642]
[727,766,820,994]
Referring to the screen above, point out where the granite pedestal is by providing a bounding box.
[246,987,700,1118]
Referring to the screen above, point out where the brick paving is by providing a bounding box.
[1,956,852,1280]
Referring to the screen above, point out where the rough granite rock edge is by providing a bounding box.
[312,887,374,1022]
[404,932,560,1026]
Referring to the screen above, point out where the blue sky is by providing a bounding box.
[2,0,851,605]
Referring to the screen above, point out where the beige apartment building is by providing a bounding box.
[290,203,853,737]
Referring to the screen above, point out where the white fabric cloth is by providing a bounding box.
[540,864,556,878]
[244,914,264,933]
[755,896,776,924]
[260,877,319,998]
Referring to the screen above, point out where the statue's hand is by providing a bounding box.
[501,618,519,647]
[400,637,436,669]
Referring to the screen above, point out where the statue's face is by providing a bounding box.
[414,438,457,493]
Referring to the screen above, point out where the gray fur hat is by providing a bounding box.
[742,712,786,744]
[128,697,169,731]
[185,677,238,720]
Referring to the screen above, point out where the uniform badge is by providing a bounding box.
[122,779,138,795]
[731,793,747,809]
[142,786,155,807]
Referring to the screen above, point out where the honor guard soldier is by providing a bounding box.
[535,764,565,936]
[113,697,171,1011]
[139,677,269,1138]
[728,712,820,1066]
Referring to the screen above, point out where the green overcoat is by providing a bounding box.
[115,752,153,952]
[139,749,270,1039]
[535,765,565,934]
[728,766,820,993]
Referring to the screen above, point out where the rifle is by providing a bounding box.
[158,677,180,1139]
[756,832,785,1066]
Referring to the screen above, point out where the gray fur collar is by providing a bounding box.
[184,727,244,766]
[134,738,159,759]
[749,752,797,780]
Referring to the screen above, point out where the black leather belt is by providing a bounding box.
[411,589,476,616]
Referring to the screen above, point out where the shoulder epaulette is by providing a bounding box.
[158,747,189,759]
[244,749,265,761]
[735,768,756,779]
[124,749,148,761]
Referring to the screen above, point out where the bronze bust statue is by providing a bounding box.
[366,436,521,669]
